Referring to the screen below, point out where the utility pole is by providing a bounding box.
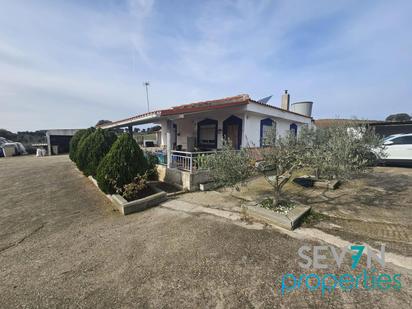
[143,81,150,112]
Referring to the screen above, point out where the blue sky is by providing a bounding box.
[1,0,411,132]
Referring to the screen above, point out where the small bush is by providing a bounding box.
[69,127,95,163]
[119,174,149,201]
[204,140,254,190]
[145,152,159,181]
[96,134,149,194]
[76,129,117,176]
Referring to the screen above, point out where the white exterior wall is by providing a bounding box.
[176,118,195,150]
[243,102,313,147]
[242,113,260,147]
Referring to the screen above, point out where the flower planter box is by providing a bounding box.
[88,176,167,215]
[293,175,341,190]
[243,202,311,230]
[111,184,167,215]
[313,179,340,190]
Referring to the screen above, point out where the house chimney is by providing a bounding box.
[281,90,290,110]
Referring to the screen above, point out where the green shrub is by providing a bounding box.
[69,127,95,163]
[96,134,149,194]
[76,129,117,176]
[145,152,159,181]
[204,140,254,190]
[299,124,384,180]
[120,174,148,201]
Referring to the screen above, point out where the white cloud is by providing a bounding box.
[0,0,411,131]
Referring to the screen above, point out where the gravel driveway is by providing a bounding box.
[0,155,411,308]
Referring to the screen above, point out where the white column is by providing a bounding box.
[166,120,172,168]
[159,119,168,147]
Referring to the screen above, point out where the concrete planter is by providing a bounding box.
[313,179,340,190]
[111,184,167,215]
[243,202,311,230]
[293,175,341,190]
[88,176,167,215]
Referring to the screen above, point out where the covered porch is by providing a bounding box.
[100,101,248,174]
[154,104,246,172]
[98,96,250,190]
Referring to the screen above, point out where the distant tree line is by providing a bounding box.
[0,129,46,153]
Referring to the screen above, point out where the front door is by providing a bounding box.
[227,124,239,149]
[223,115,242,150]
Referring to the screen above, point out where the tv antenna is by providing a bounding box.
[143,81,150,112]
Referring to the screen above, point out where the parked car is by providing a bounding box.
[375,133,412,165]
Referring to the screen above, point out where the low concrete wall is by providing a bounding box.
[156,165,211,191]
[190,170,210,191]
[88,176,167,215]
[111,184,167,215]
[244,203,311,230]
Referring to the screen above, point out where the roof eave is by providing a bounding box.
[249,99,313,120]
[98,112,161,129]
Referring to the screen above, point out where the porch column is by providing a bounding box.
[166,120,172,168]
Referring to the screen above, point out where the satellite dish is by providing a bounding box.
[258,95,272,104]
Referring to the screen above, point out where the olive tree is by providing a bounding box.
[300,124,384,180]
[256,128,305,206]
[204,140,255,190]
[205,131,304,207]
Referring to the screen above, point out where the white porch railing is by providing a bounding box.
[171,150,216,172]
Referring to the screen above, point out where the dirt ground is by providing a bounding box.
[0,155,411,308]
[228,167,412,257]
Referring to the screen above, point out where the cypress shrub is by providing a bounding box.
[76,129,117,176]
[69,127,95,163]
[96,134,149,194]
[145,152,159,180]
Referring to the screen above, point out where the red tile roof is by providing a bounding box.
[98,94,250,128]
[98,94,311,129]
[161,94,250,116]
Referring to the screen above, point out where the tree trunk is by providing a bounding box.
[273,186,281,207]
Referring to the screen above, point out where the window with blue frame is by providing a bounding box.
[290,123,297,136]
[260,118,276,147]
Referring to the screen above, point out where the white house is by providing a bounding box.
[99,92,314,190]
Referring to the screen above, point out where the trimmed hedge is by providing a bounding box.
[76,129,117,176]
[96,134,149,194]
[69,127,95,163]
